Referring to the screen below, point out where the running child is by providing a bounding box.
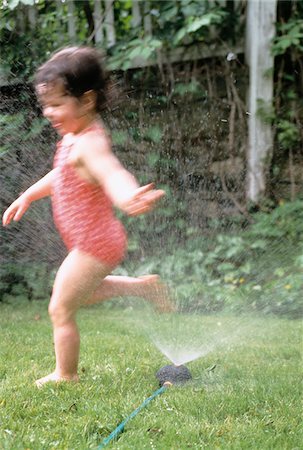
[2,46,173,387]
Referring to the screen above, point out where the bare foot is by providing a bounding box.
[139,275,176,313]
[35,372,79,388]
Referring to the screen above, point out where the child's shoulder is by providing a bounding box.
[80,121,109,143]
[86,119,108,135]
[60,133,74,145]
[79,123,109,147]
[73,123,112,162]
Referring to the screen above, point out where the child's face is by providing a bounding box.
[38,81,92,136]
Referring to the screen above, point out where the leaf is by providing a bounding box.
[122,60,132,71]
[144,126,163,144]
[149,38,162,49]
[147,152,161,167]
[24,118,47,140]
[241,262,252,275]
[8,0,35,8]
[159,4,178,23]
[128,45,146,60]
[274,268,285,277]
[272,19,303,55]
[295,255,303,268]
[7,0,20,10]
[187,16,213,33]
[129,38,144,47]
[141,47,155,60]
[217,262,235,272]
[173,80,201,96]
[0,145,10,157]
[250,239,267,250]
[173,27,187,45]
[181,2,201,18]
[20,0,36,5]
[112,130,128,146]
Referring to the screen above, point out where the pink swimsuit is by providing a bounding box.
[51,125,127,266]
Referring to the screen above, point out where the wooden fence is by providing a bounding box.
[2,0,277,203]
[17,0,153,48]
[8,0,241,68]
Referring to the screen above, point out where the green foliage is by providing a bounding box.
[0,262,53,301]
[155,0,230,46]
[0,0,236,79]
[143,125,163,144]
[248,200,303,240]
[0,113,25,156]
[7,0,35,8]
[271,5,303,157]
[272,18,303,56]
[173,10,227,45]
[108,1,229,71]
[0,112,48,156]
[1,1,78,80]
[120,200,303,318]
[257,95,301,154]
[276,118,300,150]
[107,37,163,71]
[171,79,207,101]
[256,99,275,125]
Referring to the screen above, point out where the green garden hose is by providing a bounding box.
[97,364,192,448]
[97,385,167,448]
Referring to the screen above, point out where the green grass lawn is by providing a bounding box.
[0,298,302,449]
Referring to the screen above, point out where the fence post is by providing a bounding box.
[67,0,77,43]
[131,0,141,28]
[28,4,37,30]
[93,0,103,44]
[143,1,152,36]
[16,4,25,34]
[104,0,116,48]
[245,0,277,203]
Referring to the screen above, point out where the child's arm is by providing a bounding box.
[2,168,58,226]
[78,135,164,216]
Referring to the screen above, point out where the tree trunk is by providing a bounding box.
[131,0,141,28]
[93,0,103,44]
[56,0,64,45]
[245,0,277,203]
[82,1,94,41]
[143,1,152,36]
[104,0,116,48]
[28,5,37,30]
[67,0,76,43]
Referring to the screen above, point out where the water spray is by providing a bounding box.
[97,364,192,449]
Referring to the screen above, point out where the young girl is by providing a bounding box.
[2,46,173,387]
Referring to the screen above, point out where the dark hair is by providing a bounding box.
[35,46,110,112]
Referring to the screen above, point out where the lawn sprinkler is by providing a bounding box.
[97,364,192,448]
[156,364,192,386]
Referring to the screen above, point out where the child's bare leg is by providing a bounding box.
[87,274,175,312]
[36,249,112,387]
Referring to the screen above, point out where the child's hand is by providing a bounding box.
[2,195,31,226]
[122,183,165,216]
